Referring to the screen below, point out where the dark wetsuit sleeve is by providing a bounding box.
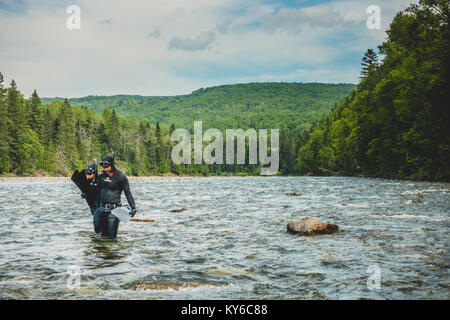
[122,175,136,209]
[96,173,103,205]
[87,179,99,208]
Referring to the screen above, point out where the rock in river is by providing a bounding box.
[287,216,338,236]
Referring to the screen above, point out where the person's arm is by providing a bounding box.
[122,174,136,209]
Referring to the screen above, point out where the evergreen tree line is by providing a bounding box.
[295,0,450,181]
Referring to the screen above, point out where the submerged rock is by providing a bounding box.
[287,216,338,236]
[286,192,303,196]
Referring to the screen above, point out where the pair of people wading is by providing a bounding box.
[72,151,137,240]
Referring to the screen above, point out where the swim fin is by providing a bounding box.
[71,170,88,193]
[71,170,97,211]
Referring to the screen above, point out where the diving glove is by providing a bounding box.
[81,192,87,199]
[130,208,137,217]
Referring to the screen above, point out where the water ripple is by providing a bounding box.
[0,177,448,299]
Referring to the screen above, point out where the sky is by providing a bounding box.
[0,0,416,98]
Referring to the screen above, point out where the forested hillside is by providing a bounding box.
[296,0,449,181]
[1,80,354,177]
[42,83,355,133]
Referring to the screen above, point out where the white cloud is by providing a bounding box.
[168,30,215,51]
[215,19,232,34]
[256,5,346,35]
[0,0,418,97]
[148,26,161,38]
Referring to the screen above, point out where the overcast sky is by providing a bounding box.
[0,0,415,98]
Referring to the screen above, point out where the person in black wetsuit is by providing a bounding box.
[82,163,99,214]
[71,163,99,214]
[93,155,137,239]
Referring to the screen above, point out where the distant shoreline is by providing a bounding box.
[0,175,272,183]
[1,174,448,183]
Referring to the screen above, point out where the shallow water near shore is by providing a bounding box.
[0,176,448,299]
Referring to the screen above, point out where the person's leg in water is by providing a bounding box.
[93,207,102,235]
[106,214,120,239]
[93,208,120,239]
[93,208,111,237]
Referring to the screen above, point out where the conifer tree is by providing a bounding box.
[360,49,379,79]
[155,122,162,173]
[7,79,24,171]
[28,90,43,139]
[108,109,121,156]
[56,99,77,173]
[0,72,10,172]
[96,122,110,156]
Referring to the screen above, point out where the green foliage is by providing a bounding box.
[56,99,78,173]
[30,82,352,177]
[7,79,25,172]
[42,83,355,134]
[297,0,450,181]
[28,90,43,138]
[360,49,379,79]
[0,72,10,173]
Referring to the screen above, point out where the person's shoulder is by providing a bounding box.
[114,168,125,177]
[115,169,131,181]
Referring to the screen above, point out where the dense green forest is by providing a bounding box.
[296,0,449,181]
[1,77,353,176]
[42,83,355,134]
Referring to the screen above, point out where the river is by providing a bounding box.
[0,176,448,299]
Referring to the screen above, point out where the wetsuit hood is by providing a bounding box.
[100,156,114,167]
[84,163,96,175]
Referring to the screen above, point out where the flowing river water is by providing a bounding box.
[0,176,448,299]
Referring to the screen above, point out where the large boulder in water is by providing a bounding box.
[287,217,338,236]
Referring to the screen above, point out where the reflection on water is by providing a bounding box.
[85,238,126,263]
[0,176,448,299]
